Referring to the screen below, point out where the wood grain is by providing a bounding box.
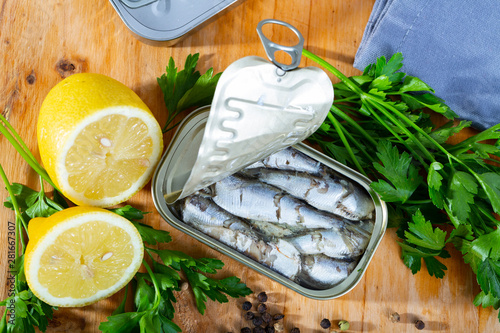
[0,0,498,332]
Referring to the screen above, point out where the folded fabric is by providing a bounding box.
[354,0,500,130]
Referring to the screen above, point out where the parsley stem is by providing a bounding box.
[366,97,435,166]
[363,100,429,171]
[0,114,38,166]
[333,95,362,103]
[0,120,58,191]
[302,49,363,94]
[0,164,27,254]
[163,119,185,133]
[327,113,376,165]
[330,104,378,147]
[327,112,366,176]
[448,123,500,155]
[476,205,500,227]
[142,259,161,308]
[405,199,433,205]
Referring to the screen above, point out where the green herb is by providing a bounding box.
[0,166,58,333]
[1,116,251,332]
[100,210,252,333]
[157,53,221,133]
[303,50,500,320]
[0,115,60,333]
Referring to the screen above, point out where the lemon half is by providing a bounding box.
[25,206,144,307]
[37,73,163,207]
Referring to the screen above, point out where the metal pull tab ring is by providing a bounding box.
[256,19,304,72]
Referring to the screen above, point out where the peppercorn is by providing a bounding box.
[257,303,268,313]
[265,325,275,333]
[253,327,265,333]
[415,320,425,330]
[273,322,284,332]
[242,301,252,311]
[320,318,331,329]
[390,312,400,323]
[290,328,300,333]
[262,312,272,323]
[245,311,255,320]
[241,328,251,333]
[257,291,268,302]
[272,313,284,321]
[252,316,263,327]
[338,320,350,331]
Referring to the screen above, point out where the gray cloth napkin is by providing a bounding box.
[354,0,500,130]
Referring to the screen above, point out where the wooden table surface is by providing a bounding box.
[0,0,498,332]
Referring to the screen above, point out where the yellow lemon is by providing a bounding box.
[24,206,144,307]
[37,73,163,207]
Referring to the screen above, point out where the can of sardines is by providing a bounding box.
[152,109,387,300]
[152,20,387,299]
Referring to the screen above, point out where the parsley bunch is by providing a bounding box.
[303,51,500,320]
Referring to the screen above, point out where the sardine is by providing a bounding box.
[296,255,357,289]
[179,195,301,279]
[338,187,375,221]
[178,195,251,230]
[246,147,325,175]
[242,168,374,221]
[189,223,301,279]
[287,229,368,259]
[212,174,350,230]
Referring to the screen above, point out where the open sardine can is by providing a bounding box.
[152,20,388,300]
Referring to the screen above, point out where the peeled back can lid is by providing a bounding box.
[164,20,334,203]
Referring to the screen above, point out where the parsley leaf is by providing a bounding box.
[446,171,478,221]
[370,141,422,203]
[157,53,221,132]
[477,173,500,214]
[398,75,434,93]
[398,210,450,278]
[405,210,447,251]
[109,205,149,220]
[477,259,500,298]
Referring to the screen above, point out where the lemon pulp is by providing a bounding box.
[39,221,134,299]
[64,113,154,201]
[25,207,144,307]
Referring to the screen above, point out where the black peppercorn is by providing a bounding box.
[253,327,265,333]
[252,316,263,327]
[242,301,252,311]
[262,312,272,323]
[257,303,268,313]
[320,318,331,329]
[415,320,425,330]
[272,313,284,321]
[265,326,275,333]
[245,311,255,320]
[241,328,251,333]
[257,292,268,302]
[290,328,300,333]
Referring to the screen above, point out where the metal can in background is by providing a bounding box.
[109,0,242,44]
